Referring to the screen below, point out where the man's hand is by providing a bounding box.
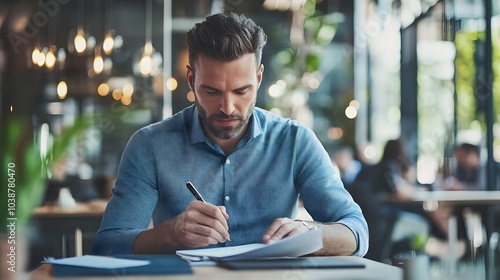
[133,201,230,254]
[172,201,230,248]
[262,217,311,244]
[262,218,357,256]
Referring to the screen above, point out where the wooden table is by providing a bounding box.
[27,256,403,280]
[33,200,107,217]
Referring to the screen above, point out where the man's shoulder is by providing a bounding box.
[138,105,194,135]
[254,107,306,132]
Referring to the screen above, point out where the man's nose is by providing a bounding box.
[220,93,235,115]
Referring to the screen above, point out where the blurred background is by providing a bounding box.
[0,0,499,279]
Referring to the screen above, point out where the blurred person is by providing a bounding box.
[332,147,364,189]
[439,143,486,190]
[355,142,377,166]
[431,143,500,259]
[364,139,431,254]
[370,139,420,201]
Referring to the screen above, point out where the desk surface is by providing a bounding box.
[33,200,107,217]
[28,256,402,280]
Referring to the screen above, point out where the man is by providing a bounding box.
[93,12,368,257]
[332,147,364,189]
[447,143,485,190]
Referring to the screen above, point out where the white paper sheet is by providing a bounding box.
[176,226,323,261]
[44,255,150,269]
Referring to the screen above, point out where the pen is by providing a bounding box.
[185,181,231,242]
[186,181,206,202]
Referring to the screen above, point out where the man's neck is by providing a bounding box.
[205,122,250,156]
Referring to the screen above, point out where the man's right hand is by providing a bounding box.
[171,201,230,248]
[133,201,230,254]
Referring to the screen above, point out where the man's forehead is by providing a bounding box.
[193,53,257,67]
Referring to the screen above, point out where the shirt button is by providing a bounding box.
[225,159,231,165]
[225,195,230,201]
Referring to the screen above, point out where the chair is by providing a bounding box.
[346,179,399,262]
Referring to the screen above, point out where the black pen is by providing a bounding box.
[185,181,231,242]
[186,181,206,202]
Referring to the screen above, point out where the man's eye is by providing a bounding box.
[235,89,249,95]
[205,89,218,95]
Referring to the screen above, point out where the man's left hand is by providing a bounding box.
[262,218,312,244]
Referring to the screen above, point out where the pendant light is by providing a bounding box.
[102,0,123,56]
[133,0,162,77]
[68,0,95,55]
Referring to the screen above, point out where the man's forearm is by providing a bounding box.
[312,223,357,256]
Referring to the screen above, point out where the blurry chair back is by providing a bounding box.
[347,178,399,261]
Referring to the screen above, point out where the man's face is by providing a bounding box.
[187,53,263,140]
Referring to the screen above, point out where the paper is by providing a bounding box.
[176,226,323,261]
[44,255,150,269]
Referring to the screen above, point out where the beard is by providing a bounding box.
[196,100,255,140]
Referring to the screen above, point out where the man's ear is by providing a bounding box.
[257,64,264,89]
[186,65,194,90]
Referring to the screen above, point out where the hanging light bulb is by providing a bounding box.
[102,0,123,56]
[133,41,162,77]
[37,46,48,67]
[57,80,68,99]
[103,29,123,56]
[68,0,95,55]
[102,30,115,55]
[45,45,57,70]
[132,0,162,77]
[93,46,104,75]
[68,27,95,55]
[88,45,112,77]
[74,28,86,53]
[31,44,42,66]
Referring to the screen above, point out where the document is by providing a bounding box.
[176,226,323,262]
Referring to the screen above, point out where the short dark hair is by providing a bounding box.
[185,12,267,72]
[456,143,480,156]
[381,138,410,172]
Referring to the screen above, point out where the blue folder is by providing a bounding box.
[50,255,192,277]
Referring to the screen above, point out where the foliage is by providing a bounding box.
[409,233,428,252]
[0,115,92,234]
[455,28,500,131]
[266,0,340,121]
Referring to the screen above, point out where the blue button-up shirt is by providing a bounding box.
[93,105,368,256]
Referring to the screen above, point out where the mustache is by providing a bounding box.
[210,113,242,120]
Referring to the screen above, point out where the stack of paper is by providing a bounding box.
[176,226,323,263]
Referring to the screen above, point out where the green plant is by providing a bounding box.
[409,233,428,253]
[0,115,91,235]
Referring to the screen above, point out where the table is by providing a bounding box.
[27,256,403,280]
[385,190,500,279]
[399,190,500,205]
[32,200,107,258]
[33,200,107,216]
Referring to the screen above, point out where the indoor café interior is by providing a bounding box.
[1,0,499,279]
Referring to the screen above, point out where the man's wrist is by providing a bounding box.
[295,219,318,230]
